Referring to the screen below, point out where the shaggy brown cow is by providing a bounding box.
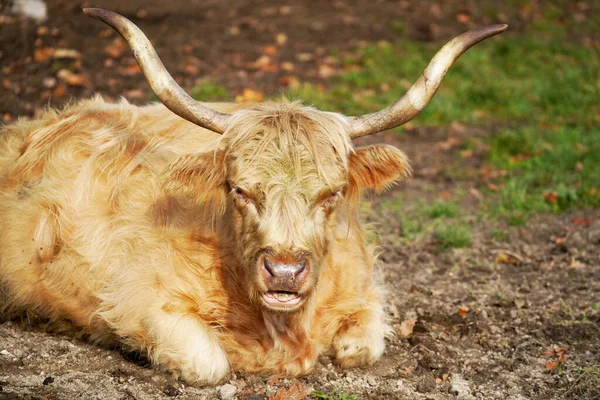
[0,9,506,384]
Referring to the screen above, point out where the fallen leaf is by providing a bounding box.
[37,26,49,35]
[281,61,295,72]
[262,45,277,56]
[276,33,288,46]
[118,64,141,76]
[236,89,264,102]
[269,382,310,400]
[42,77,56,88]
[544,192,558,204]
[397,317,417,338]
[34,47,54,62]
[105,38,127,58]
[572,216,592,227]
[295,53,314,62]
[398,359,417,375]
[469,187,482,200]
[52,83,67,97]
[56,69,85,86]
[568,258,585,270]
[494,252,519,264]
[279,75,300,89]
[458,306,470,318]
[460,149,474,158]
[124,89,144,99]
[53,48,80,59]
[438,136,462,150]
[318,64,337,78]
[542,349,555,358]
[545,360,559,370]
[99,28,113,38]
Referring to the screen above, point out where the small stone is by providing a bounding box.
[0,350,11,357]
[42,376,54,385]
[416,377,436,393]
[450,374,472,399]
[163,384,181,397]
[218,383,237,399]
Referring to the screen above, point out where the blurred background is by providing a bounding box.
[0,1,599,399]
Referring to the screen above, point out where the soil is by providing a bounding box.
[1,1,598,400]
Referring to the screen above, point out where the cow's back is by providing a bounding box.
[0,97,228,332]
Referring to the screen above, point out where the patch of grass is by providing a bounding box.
[433,223,472,250]
[428,201,459,219]
[486,125,600,221]
[491,228,510,242]
[190,80,230,102]
[313,391,358,400]
[286,20,598,127]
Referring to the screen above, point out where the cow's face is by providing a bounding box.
[167,104,411,313]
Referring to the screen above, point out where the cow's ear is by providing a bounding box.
[163,150,227,199]
[348,144,411,192]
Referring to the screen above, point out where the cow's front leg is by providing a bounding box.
[146,310,229,384]
[332,289,391,368]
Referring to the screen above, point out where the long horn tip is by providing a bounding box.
[477,24,509,37]
[82,7,102,16]
[82,8,115,21]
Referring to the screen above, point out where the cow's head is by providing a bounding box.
[85,8,507,312]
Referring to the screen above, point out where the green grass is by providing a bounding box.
[487,125,600,223]
[313,391,358,400]
[190,80,230,102]
[378,197,472,249]
[433,224,472,250]
[428,201,459,219]
[286,24,598,127]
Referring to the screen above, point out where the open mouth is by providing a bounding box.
[261,291,302,308]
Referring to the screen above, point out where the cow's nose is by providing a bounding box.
[263,257,306,280]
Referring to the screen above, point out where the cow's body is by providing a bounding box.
[0,8,507,383]
[0,97,390,382]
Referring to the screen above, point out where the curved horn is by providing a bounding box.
[347,24,508,139]
[83,8,231,134]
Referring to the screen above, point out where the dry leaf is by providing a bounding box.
[236,89,264,102]
[545,360,559,370]
[544,192,558,204]
[119,64,141,76]
[276,33,288,46]
[281,61,295,72]
[105,38,127,58]
[458,306,470,318]
[269,382,310,400]
[56,69,85,86]
[34,47,54,62]
[572,216,592,227]
[52,83,67,97]
[494,253,518,265]
[53,48,80,59]
[318,64,337,78]
[397,318,417,338]
[262,45,277,56]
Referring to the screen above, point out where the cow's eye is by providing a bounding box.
[229,182,253,204]
[322,190,341,207]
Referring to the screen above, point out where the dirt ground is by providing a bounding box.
[1,1,599,399]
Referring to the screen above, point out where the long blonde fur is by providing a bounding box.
[0,97,408,383]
